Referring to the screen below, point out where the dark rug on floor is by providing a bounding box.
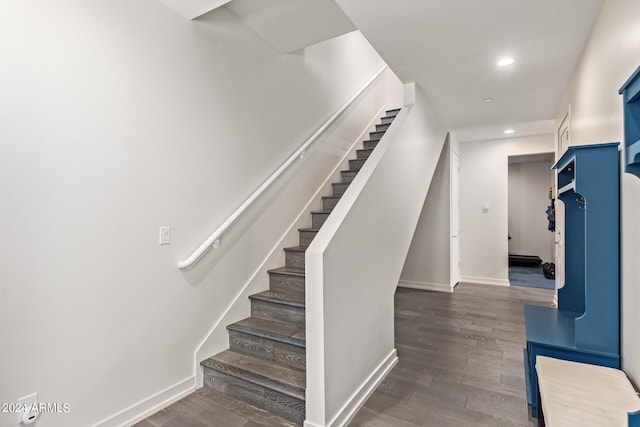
[509,265,555,290]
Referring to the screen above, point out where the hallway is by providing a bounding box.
[350,284,552,426]
[137,283,553,426]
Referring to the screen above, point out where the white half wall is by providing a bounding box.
[553,0,640,385]
[508,159,555,262]
[305,85,448,426]
[458,134,555,286]
[400,136,452,292]
[0,2,386,426]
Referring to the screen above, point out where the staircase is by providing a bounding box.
[201,108,401,424]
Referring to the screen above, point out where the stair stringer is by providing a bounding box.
[193,105,386,387]
[305,92,449,426]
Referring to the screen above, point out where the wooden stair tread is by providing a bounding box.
[322,195,341,200]
[310,210,332,214]
[283,245,306,253]
[201,350,305,400]
[228,317,306,347]
[268,266,305,276]
[297,228,319,233]
[250,290,305,308]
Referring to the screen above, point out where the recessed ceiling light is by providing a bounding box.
[484,97,494,103]
[497,58,515,67]
[504,129,515,134]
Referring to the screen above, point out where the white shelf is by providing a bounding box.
[558,181,576,195]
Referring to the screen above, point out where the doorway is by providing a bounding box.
[450,150,460,286]
[507,153,556,289]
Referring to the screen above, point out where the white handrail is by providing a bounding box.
[177,65,388,270]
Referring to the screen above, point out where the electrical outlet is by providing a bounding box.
[159,227,171,245]
[18,392,38,424]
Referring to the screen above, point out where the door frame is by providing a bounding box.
[554,106,571,297]
[557,106,571,158]
[450,148,461,286]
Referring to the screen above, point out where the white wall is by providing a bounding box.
[459,134,555,286]
[508,160,555,262]
[305,85,448,427]
[193,67,400,385]
[399,137,452,292]
[0,2,387,426]
[553,0,640,384]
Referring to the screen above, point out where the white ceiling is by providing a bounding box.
[224,0,356,53]
[160,0,605,142]
[451,119,556,143]
[158,0,232,19]
[334,0,604,141]
[159,0,355,53]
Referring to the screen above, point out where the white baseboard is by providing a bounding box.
[91,377,195,427]
[303,349,397,427]
[461,275,510,287]
[398,279,455,293]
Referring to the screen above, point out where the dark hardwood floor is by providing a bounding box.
[133,387,298,427]
[349,283,552,427]
[135,283,553,427]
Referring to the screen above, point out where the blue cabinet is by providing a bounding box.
[619,66,640,178]
[524,142,620,417]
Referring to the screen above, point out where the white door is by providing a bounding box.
[451,151,461,285]
[558,114,570,156]
[555,114,570,291]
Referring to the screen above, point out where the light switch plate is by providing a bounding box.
[159,227,171,245]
